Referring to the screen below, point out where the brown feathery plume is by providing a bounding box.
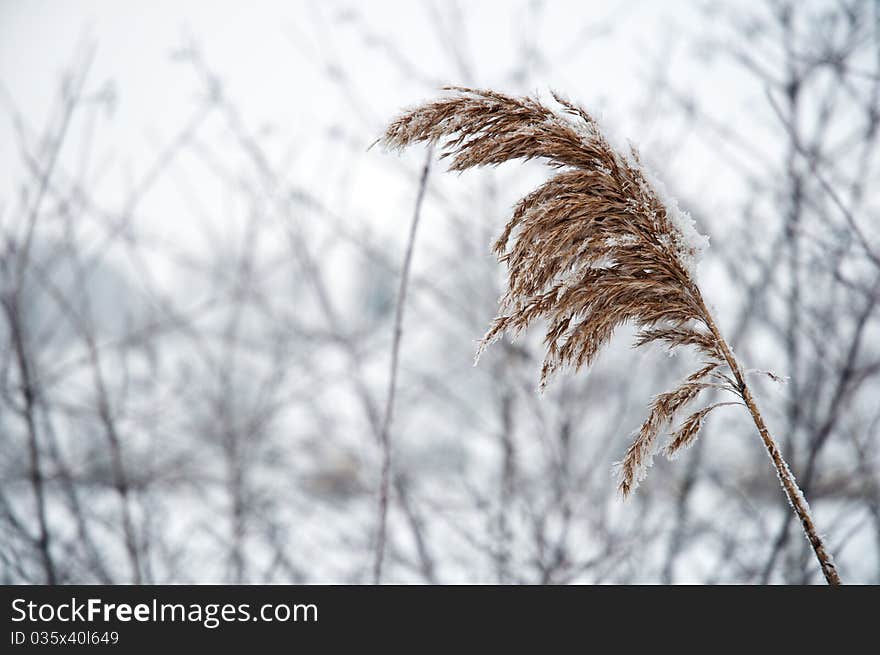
[381,86,841,585]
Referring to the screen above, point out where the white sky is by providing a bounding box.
[0,0,754,174]
[0,0,761,304]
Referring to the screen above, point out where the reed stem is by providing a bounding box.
[696,289,841,585]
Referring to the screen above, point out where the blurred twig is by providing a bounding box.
[373,148,432,584]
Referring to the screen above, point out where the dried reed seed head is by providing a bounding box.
[665,403,721,459]
[383,87,727,497]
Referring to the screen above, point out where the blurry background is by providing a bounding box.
[1,0,878,584]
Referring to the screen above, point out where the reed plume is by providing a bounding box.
[381,87,841,585]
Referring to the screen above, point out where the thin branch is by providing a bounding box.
[373,148,432,584]
[765,86,880,270]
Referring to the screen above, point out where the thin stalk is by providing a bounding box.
[6,299,57,584]
[695,288,841,585]
[373,148,432,584]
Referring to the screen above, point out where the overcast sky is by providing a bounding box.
[0,1,757,208]
[0,0,763,320]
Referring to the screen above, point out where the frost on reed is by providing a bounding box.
[381,87,841,585]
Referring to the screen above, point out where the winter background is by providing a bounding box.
[1,0,878,584]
